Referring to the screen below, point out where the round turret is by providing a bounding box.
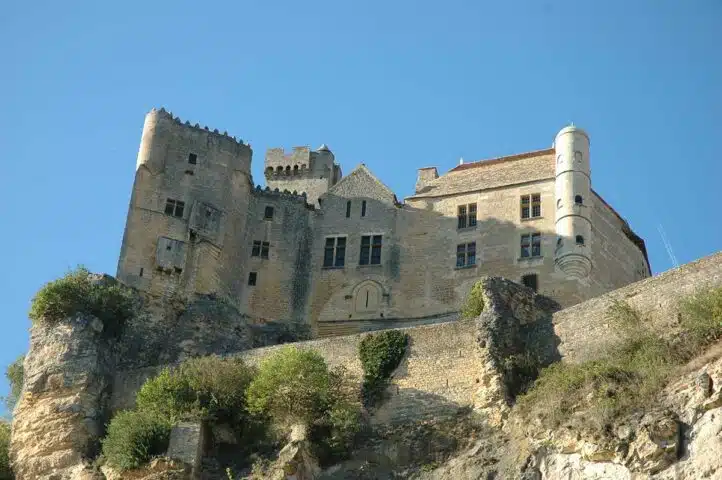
[554,125,592,279]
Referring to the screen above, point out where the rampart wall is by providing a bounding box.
[553,250,722,363]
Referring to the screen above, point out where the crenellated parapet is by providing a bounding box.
[253,185,316,210]
[154,107,248,146]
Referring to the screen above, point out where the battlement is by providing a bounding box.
[153,107,249,147]
[253,184,317,210]
[264,145,336,178]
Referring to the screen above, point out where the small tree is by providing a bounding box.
[246,347,332,431]
[461,281,485,319]
[3,355,24,413]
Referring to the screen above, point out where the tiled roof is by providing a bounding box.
[406,148,555,199]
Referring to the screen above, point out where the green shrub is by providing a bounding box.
[461,281,485,319]
[358,330,408,406]
[3,355,24,413]
[246,347,332,428]
[101,410,171,471]
[29,267,134,333]
[137,356,257,432]
[0,421,11,480]
[135,368,199,423]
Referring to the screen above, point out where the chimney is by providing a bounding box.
[415,167,438,193]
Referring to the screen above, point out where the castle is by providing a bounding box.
[116,108,651,337]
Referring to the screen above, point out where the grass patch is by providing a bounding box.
[0,421,11,480]
[29,267,135,334]
[516,289,722,432]
[358,330,409,407]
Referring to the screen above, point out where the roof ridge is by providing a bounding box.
[449,148,554,172]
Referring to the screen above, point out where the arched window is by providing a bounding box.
[575,195,583,205]
[265,166,274,174]
[557,199,562,209]
[574,151,583,163]
[576,235,585,246]
[285,166,291,173]
[276,166,283,173]
[556,237,562,249]
[556,154,563,164]
[293,165,299,173]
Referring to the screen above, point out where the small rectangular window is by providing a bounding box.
[361,200,367,217]
[522,274,538,292]
[468,204,477,227]
[456,242,476,267]
[248,272,257,286]
[251,241,261,257]
[520,233,542,258]
[264,206,274,220]
[457,205,467,229]
[323,238,335,267]
[346,201,351,218]
[188,153,197,165]
[521,194,541,219]
[261,241,270,259]
[139,267,144,277]
[164,199,185,218]
[323,237,346,268]
[370,235,382,265]
[359,236,371,265]
[335,237,346,267]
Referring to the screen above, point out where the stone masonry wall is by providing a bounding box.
[554,250,722,363]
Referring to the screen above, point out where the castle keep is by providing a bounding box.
[116,108,651,336]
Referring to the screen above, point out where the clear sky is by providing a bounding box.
[1,0,720,413]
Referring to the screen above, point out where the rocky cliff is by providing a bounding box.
[6,253,722,479]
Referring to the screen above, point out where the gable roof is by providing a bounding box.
[326,164,400,205]
[406,148,555,199]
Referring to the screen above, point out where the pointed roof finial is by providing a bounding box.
[459,157,464,165]
[317,144,330,152]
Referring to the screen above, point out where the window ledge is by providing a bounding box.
[456,225,478,232]
[322,266,345,270]
[518,256,544,262]
[357,264,383,269]
[521,216,544,222]
[454,264,478,270]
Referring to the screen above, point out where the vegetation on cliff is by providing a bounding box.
[358,329,409,406]
[0,421,12,480]
[2,355,23,413]
[460,280,485,319]
[516,287,722,432]
[247,346,362,466]
[29,267,134,333]
[101,410,172,471]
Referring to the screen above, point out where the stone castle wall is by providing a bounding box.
[117,109,651,338]
[554,250,722,363]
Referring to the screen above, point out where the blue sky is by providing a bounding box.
[1,0,720,413]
